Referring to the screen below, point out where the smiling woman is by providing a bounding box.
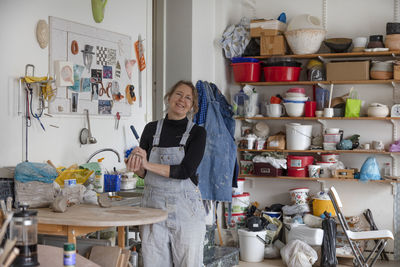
[126,80,206,267]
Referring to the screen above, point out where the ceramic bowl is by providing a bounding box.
[287,14,323,31]
[284,102,305,117]
[284,96,309,102]
[285,29,326,54]
[324,38,352,53]
[353,37,368,48]
[367,105,389,117]
[285,92,306,97]
[287,87,306,94]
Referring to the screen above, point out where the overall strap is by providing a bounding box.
[179,120,195,146]
[152,119,164,146]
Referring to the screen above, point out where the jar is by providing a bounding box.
[370,61,393,80]
[64,243,76,267]
[367,35,384,48]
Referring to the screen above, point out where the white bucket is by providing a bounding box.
[286,123,313,150]
[225,192,250,213]
[238,229,266,262]
[232,178,245,195]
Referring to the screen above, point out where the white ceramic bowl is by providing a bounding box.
[285,92,306,97]
[284,96,309,102]
[285,29,326,55]
[284,102,305,117]
[353,37,368,48]
[287,14,323,31]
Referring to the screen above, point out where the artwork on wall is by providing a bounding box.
[49,16,134,116]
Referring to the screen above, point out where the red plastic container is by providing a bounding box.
[231,63,261,82]
[287,155,314,177]
[263,66,301,82]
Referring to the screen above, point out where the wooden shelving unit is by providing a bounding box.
[248,50,400,59]
[239,80,399,86]
[237,174,398,183]
[238,148,397,155]
[235,116,400,121]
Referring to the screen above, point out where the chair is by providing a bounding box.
[328,186,394,267]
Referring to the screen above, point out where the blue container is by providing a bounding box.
[104,174,121,192]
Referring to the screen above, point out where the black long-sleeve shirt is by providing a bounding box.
[139,115,206,185]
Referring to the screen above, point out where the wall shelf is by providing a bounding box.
[237,175,398,183]
[239,80,399,86]
[238,149,397,155]
[248,50,400,60]
[235,116,400,121]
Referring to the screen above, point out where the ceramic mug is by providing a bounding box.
[324,108,334,118]
[266,103,284,117]
[362,143,370,150]
[372,140,384,150]
[308,165,321,178]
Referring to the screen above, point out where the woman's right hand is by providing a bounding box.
[126,154,143,172]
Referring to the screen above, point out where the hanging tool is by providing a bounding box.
[115,112,120,130]
[135,35,146,107]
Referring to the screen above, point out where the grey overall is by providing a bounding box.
[139,119,206,267]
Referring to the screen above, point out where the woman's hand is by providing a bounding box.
[132,147,148,169]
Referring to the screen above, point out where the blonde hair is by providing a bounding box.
[164,80,199,117]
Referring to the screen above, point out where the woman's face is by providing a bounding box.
[167,84,193,119]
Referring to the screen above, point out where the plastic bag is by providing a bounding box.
[360,156,381,181]
[55,169,93,187]
[281,240,318,267]
[264,244,280,259]
[321,214,338,267]
[15,181,58,208]
[345,90,361,117]
[15,162,58,183]
[282,203,310,215]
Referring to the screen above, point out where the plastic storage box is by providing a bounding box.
[253,162,283,176]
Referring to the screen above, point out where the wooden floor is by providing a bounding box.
[238,259,399,266]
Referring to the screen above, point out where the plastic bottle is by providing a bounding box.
[233,89,249,117]
[63,243,76,267]
[94,158,105,193]
[130,246,138,267]
[383,162,391,177]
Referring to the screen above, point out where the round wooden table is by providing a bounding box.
[37,204,167,248]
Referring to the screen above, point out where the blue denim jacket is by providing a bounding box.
[195,81,237,202]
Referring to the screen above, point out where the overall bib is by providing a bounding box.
[139,119,206,267]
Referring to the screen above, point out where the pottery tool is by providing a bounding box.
[0,213,13,242]
[115,112,120,130]
[135,35,146,107]
[328,83,333,108]
[3,247,19,267]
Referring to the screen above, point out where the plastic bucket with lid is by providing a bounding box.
[286,123,313,150]
[289,187,310,205]
[312,198,336,217]
[225,212,246,228]
[238,229,267,262]
[225,192,250,213]
[232,178,245,196]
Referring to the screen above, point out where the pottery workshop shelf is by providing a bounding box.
[237,175,399,183]
[249,50,400,59]
[239,79,399,86]
[235,116,400,121]
[238,148,397,155]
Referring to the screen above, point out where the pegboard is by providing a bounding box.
[48,16,136,117]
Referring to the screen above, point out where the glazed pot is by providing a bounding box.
[285,29,326,54]
[367,103,389,117]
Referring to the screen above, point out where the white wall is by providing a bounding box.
[209,0,397,253]
[0,0,152,172]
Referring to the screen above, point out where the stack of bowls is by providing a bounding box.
[283,87,308,117]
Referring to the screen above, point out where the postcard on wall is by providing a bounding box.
[98,100,112,114]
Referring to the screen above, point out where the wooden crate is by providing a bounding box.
[333,169,355,179]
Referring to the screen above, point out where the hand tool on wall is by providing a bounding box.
[115,112,120,130]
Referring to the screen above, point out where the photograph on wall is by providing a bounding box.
[103,65,113,79]
[81,78,91,93]
[68,64,85,92]
[71,92,79,112]
[91,69,102,83]
[98,100,112,114]
[92,83,99,100]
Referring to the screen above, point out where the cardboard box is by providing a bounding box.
[260,34,286,56]
[250,19,286,37]
[326,61,370,81]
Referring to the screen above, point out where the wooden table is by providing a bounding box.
[37,204,167,248]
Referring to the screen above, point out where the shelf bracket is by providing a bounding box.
[391,119,400,142]
[391,81,400,104]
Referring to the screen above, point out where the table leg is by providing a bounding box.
[117,226,125,248]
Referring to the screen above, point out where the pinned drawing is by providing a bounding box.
[125,59,136,80]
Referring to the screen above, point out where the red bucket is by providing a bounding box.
[231,63,261,82]
[263,66,301,82]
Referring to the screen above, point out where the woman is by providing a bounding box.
[126,80,206,267]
